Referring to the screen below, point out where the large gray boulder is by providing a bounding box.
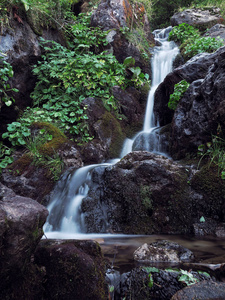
[171,8,225,31]
[133,240,194,262]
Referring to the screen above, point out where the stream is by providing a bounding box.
[43,27,225,271]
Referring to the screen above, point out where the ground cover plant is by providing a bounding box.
[169,23,223,60]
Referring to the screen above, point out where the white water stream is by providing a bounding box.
[44,27,179,238]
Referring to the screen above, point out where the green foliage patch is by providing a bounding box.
[30,13,149,142]
[169,23,223,60]
[0,55,18,107]
[168,80,190,110]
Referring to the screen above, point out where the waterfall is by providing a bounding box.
[44,163,111,235]
[121,27,179,157]
[44,27,179,238]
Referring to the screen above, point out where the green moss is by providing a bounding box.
[100,112,126,158]
[32,122,67,156]
[9,153,33,176]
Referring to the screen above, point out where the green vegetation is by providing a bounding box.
[198,134,225,179]
[144,267,208,289]
[0,8,150,175]
[168,80,190,110]
[0,0,76,30]
[30,13,149,141]
[169,23,223,60]
[7,122,66,180]
[0,55,18,107]
[178,269,199,286]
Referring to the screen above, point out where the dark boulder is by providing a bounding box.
[82,151,192,234]
[0,183,48,298]
[120,267,212,300]
[171,281,225,300]
[170,48,225,159]
[34,239,107,300]
[171,8,225,31]
[81,151,225,235]
[154,46,225,127]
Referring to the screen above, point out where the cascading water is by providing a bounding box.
[44,27,179,238]
[121,27,179,156]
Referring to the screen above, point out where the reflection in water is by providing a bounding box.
[101,235,225,272]
[43,233,225,272]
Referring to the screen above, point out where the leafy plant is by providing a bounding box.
[0,142,14,173]
[169,23,223,60]
[143,267,160,288]
[178,269,199,286]
[30,14,150,142]
[0,55,18,107]
[168,80,190,110]
[169,23,200,44]
[184,36,223,59]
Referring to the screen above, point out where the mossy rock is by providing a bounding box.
[191,164,225,221]
[9,122,67,180]
[99,112,126,158]
[32,122,67,156]
[34,240,107,300]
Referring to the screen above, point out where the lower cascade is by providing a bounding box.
[44,27,179,237]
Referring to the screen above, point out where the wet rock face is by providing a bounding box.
[34,239,107,300]
[154,46,225,127]
[80,97,126,162]
[0,183,48,293]
[171,281,225,300]
[82,151,192,234]
[82,151,225,234]
[203,23,225,43]
[133,240,194,262]
[170,48,225,159]
[171,8,225,31]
